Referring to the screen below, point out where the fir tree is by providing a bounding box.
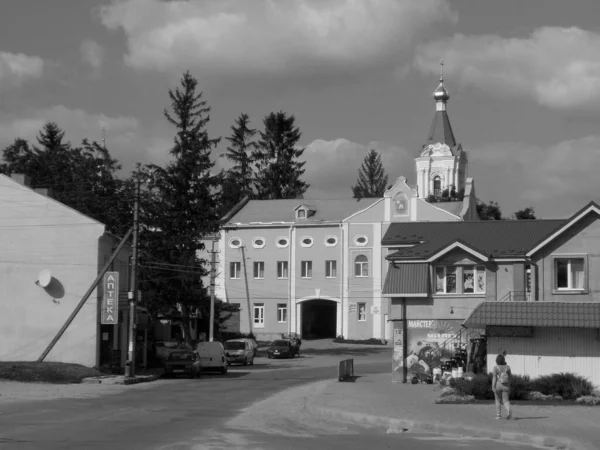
[253,111,309,199]
[351,149,389,199]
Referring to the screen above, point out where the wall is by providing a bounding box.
[489,327,600,387]
[0,175,106,366]
[533,213,600,302]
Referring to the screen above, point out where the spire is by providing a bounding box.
[433,59,449,105]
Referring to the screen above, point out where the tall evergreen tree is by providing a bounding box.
[253,111,309,199]
[351,149,389,199]
[139,71,222,343]
[220,113,257,215]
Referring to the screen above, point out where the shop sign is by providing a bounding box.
[101,272,119,325]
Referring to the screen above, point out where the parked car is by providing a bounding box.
[224,339,255,366]
[196,341,228,375]
[163,351,202,378]
[267,339,299,359]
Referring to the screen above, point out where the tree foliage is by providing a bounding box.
[513,206,536,220]
[0,122,131,235]
[476,200,503,220]
[253,111,309,199]
[220,113,257,215]
[138,71,222,343]
[351,149,389,199]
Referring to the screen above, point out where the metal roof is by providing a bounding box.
[382,263,429,296]
[426,110,456,148]
[225,198,381,225]
[463,302,600,329]
[383,219,568,260]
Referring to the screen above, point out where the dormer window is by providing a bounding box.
[297,208,307,219]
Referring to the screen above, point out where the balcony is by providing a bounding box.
[498,290,532,302]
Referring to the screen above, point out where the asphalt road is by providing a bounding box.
[0,351,539,450]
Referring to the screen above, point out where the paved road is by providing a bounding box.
[0,352,539,450]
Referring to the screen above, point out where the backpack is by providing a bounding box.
[498,366,510,385]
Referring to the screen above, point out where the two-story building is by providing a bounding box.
[216,74,478,341]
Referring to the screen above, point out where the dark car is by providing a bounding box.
[267,339,299,359]
[163,351,202,378]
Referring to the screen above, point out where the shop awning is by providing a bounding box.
[382,263,429,297]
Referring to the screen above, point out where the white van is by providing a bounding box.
[196,342,227,375]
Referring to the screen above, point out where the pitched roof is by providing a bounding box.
[463,302,600,329]
[383,219,568,260]
[426,110,456,148]
[382,263,429,296]
[431,201,463,217]
[224,198,380,225]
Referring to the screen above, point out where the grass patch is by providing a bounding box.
[332,337,386,345]
[0,362,103,384]
[435,394,476,404]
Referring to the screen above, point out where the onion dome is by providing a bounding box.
[434,76,449,102]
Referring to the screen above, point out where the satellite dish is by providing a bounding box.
[38,269,52,288]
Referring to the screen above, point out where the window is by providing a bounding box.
[229,237,242,248]
[253,261,264,279]
[276,237,289,248]
[433,176,441,197]
[253,303,264,328]
[301,261,312,278]
[277,304,287,323]
[325,260,337,278]
[230,262,241,279]
[354,235,368,246]
[325,236,338,247]
[354,255,369,277]
[297,209,306,219]
[252,237,266,249]
[300,236,313,247]
[357,302,367,321]
[555,258,585,290]
[277,261,289,279]
[435,266,457,293]
[435,265,485,294]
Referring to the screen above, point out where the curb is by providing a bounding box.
[81,375,159,385]
[307,405,578,450]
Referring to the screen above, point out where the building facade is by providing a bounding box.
[216,76,478,340]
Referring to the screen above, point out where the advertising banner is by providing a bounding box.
[392,324,404,383]
[101,271,119,325]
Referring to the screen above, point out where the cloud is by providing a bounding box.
[470,135,600,218]
[0,51,43,87]
[80,40,105,70]
[100,0,456,80]
[301,138,415,198]
[414,27,600,110]
[0,105,172,174]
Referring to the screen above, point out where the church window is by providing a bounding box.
[433,176,441,197]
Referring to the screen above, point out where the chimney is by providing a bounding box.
[34,188,54,199]
[10,173,31,187]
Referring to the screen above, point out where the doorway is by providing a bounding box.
[301,299,337,339]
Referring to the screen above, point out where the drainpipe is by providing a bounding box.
[288,225,293,337]
[340,223,344,339]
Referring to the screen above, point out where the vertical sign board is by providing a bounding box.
[101,272,119,325]
[392,326,404,383]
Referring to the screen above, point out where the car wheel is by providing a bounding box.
[267,354,272,359]
[221,366,227,375]
[250,357,254,366]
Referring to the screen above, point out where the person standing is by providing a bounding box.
[492,354,512,419]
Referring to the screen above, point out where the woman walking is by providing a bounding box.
[492,354,512,420]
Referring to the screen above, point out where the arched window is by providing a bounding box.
[354,255,369,277]
[433,176,441,197]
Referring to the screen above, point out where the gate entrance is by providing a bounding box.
[301,299,337,339]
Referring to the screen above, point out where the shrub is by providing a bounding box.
[449,374,495,400]
[576,396,600,406]
[509,374,532,401]
[530,373,594,400]
[439,387,458,398]
[435,394,475,404]
[332,337,386,345]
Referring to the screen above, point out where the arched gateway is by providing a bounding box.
[295,296,341,339]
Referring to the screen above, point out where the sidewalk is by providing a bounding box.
[304,372,600,450]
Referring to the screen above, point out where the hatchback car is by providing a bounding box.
[163,351,202,378]
[267,339,299,359]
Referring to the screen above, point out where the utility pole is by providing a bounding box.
[208,237,216,342]
[125,177,141,378]
[240,245,253,335]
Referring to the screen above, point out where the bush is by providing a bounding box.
[449,374,495,400]
[530,373,594,400]
[509,374,532,401]
[435,394,475,404]
[332,337,386,345]
[576,396,600,406]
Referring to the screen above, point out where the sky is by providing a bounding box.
[1,0,600,219]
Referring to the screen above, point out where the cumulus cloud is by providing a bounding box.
[301,138,415,198]
[470,136,600,218]
[0,51,43,87]
[0,106,172,173]
[100,0,456,79]
[80,40,105,70]
[414,27,600,110]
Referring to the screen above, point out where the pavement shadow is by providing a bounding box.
[299,347,390,357]
[512,416,549,421]
[338,375,362,383]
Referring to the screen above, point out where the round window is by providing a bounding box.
[354,235,368,246]
[276,237,289,248]
[252,238,266,248]
[229,238,242,248]
[300,237,313,247]
[325,236,338,247]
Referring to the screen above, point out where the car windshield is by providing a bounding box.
[168,352,194,361]
[272,340,289,347]
[225,342,245,350]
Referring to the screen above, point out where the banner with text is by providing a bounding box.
[405,319,462,377]
[101,271,119,325]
